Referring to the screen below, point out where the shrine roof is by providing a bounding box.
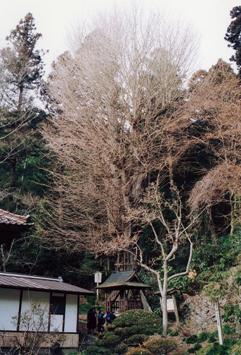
[0,209,32,226]
[97,271,150,289]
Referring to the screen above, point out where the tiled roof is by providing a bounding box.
[98,271,150,289]
[101,270,135,284]
[0,272,94,295]
[0,209,31,226]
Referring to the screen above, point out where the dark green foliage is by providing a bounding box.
[204,343,229,355]
[125,334,148,346]
[112,310,161,332]
[185,335,198,344]
[197,332,209,343]
[0,13,45,111]
[85,345,112,355]
[114,326,135,337]
[223,304,241,323]
[98,332,121,347]
[187,343,202,353]
[223,324,235,335]
[190,232,241,292]
[86,310,162,355]
[225,6,241,75]
[207,332,218,344]
[114,342,128,354]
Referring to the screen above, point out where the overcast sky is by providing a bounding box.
[0,0,238,75]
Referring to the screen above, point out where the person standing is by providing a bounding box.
[97,310,105,333]
[87,308,97,334]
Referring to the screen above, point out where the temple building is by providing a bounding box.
[0,208,32,247]
[98,252,151,313]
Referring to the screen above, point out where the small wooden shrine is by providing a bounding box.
[98,252,151,313]
[0,209,32,247]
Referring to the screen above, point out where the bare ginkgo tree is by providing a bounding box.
[44,9,197,335]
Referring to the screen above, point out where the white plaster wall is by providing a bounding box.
[20,291,49,331]
[64,294,77,332]
[0,288,20,330]
[50,314,63,332]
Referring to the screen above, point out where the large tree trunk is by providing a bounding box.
[162,261,168,336]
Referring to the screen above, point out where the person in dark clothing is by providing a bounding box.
[87,308,96,334]
[105,310,116,324]
[97,310,105,333]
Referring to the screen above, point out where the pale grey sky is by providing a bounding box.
[0,0,238,75]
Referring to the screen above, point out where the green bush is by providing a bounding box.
[230,340,241,355]
[204,343,229,355]
[197,332,209,343]
[143,335,177,354]
[85,345,112,355]
[196,344,213,355]
[223,304,241,323]
[207,332,217,343]
[99,332,121,346]
[114,324,152,338]
[126,347,152,355]
[185,335,198,344]
[113,310,161,332]
[114,326,131,337]
[223,324,235,335]
[126,334,148,346]
[85,310,162,355]
[187,343,202,353]
[114,342,128,354]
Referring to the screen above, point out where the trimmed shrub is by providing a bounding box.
[85,310,161,355]
[99,332,121,346]
[126,347,152,355]
[126,334,148,346]
[114,342,129,354]
[113,310,161,333]
[114,326,131,337]
[114,325,151,338]
[143,335,177,354]
[85,345,112,355]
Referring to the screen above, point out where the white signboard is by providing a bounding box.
[94,271,102,284]
[167,298,175,312]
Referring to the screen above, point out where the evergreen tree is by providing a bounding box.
[225,6,241,75]
[0,13,50,211]
[0,13,45,112]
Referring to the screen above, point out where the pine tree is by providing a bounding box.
[225,6,241,76]
[0,13,45,112]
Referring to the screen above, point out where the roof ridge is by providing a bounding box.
[0,208,31,225]
[0,272,61,282]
